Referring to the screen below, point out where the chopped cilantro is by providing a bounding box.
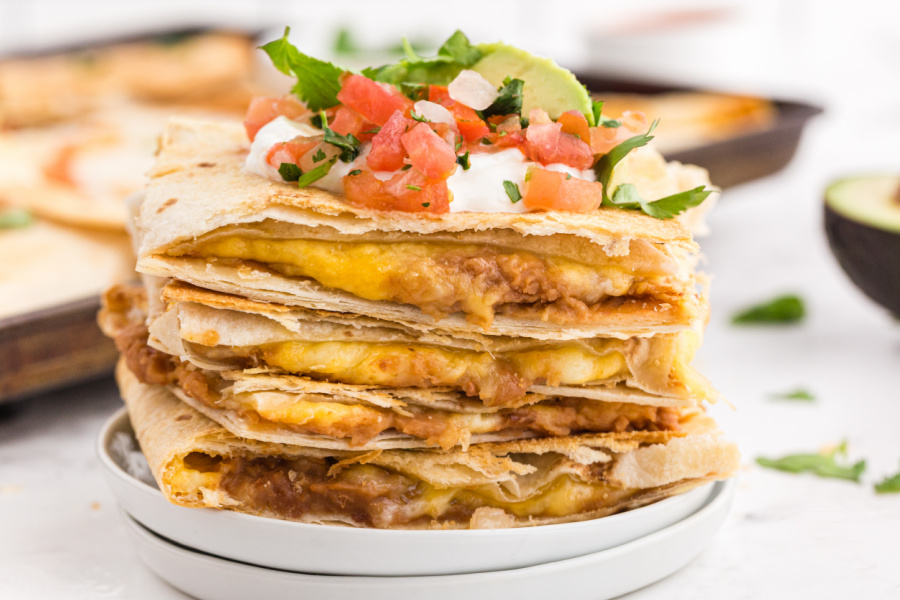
[295,159,337,188]
[410,111,429,123]
[503,180,522,203]
[519,117,530,128]
[756,441,865,483]
[401,164,412,171]
[0,208,33,229]
[421,202,431,207]
[311,148,327,163]
[565,173,572,180]
[310,114,324,129]
[601,118,622,128]
[483,77,524,119]
[363,30,482,86]
[400,82,429,101]
[875,464,900,493]
[770,388,815,402]
[407,185,422,191]
[457,151,471,170]
[732,295,806,325]
[481,137,494,146]
[278,162,302,182]
[260,27,344,111]
[349,169,362,176]
[320,110,361,162]
[362,126,382,135]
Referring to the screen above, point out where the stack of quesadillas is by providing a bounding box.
[99,115,737,529]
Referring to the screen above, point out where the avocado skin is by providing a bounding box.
[824,204,900,317]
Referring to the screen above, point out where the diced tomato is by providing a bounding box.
[558,111,591,144]
[265,136,321,170]
[329,106,371,139]
[428,85,451,103]
[337,74,413,126]
[244,96,308,141]
[342,169,449,214]
[590,110,650,156]
[523,167,603,212]
[401,122,458,180]
[524,122,594,170]
[367,111,412,171]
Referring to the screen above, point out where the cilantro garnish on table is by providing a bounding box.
[757,442,865,482]
[732,295,806,325]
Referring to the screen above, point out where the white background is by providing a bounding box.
[1,1,899,598]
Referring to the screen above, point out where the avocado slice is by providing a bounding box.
[824,175,900,317]
[473,43,593,122]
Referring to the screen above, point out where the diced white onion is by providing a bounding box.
[413,100,455,125]
[448,69,498,110]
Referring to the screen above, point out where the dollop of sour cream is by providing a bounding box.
[245,117,596,214]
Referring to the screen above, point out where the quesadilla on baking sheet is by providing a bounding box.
[135,119,705,338]
[118,360,738,529]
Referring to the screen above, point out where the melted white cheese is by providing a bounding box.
[245,118,597,214]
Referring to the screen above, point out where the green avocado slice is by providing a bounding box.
[825,175,900,233]
[473,43,593,123]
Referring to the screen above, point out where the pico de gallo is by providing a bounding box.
[244,29,713,219]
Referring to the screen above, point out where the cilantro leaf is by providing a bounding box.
[320,111,361,162]
[278,163,302,182]
[260,27,344,111]
[483,77,524,119]
[607,182,711,220]
[406,185,422,191]
[756,442,866,482]
[364,30,482,86]
[333,28,361,55]
[0,208,33,229]
[594,119,658,205]
[295,158,337,188]
[399,82,429,101]
[875,464,900,493]
[437,30,483,65]
[457,151,471,170]
[770,388,815,401]
[732,295,806,325]
[590,100,604,127]
[600,118,622,128]
[311,148,327,163]
[503,180,522,203]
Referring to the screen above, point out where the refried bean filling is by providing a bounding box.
[116,325,680,448]
[184,453,634,528]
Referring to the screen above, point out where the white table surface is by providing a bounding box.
[2,4,900,595]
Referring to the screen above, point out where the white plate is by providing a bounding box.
[122,478,734,600]
[99,406,716,576]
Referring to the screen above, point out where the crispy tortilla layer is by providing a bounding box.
[115,324,684,449]
[173,451,636,528]
[172,236,687,328]
[196,339,629,405]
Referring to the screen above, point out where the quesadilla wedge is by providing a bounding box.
[118,360,738,529]
[135,118,704,338]
[102,284,704,451]
[149,281,717,406]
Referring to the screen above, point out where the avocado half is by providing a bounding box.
[824,175,900,317]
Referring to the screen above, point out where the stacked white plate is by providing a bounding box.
[98,408,735,600]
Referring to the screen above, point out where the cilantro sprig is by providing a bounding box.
[503,180,522,203]
[875,464,900,493]
[260,27,344,112]
[732,295,806,325]
[363,30,482,86]
[593,118,713,219]
[757,442,866,482]
[770,388,816,402]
